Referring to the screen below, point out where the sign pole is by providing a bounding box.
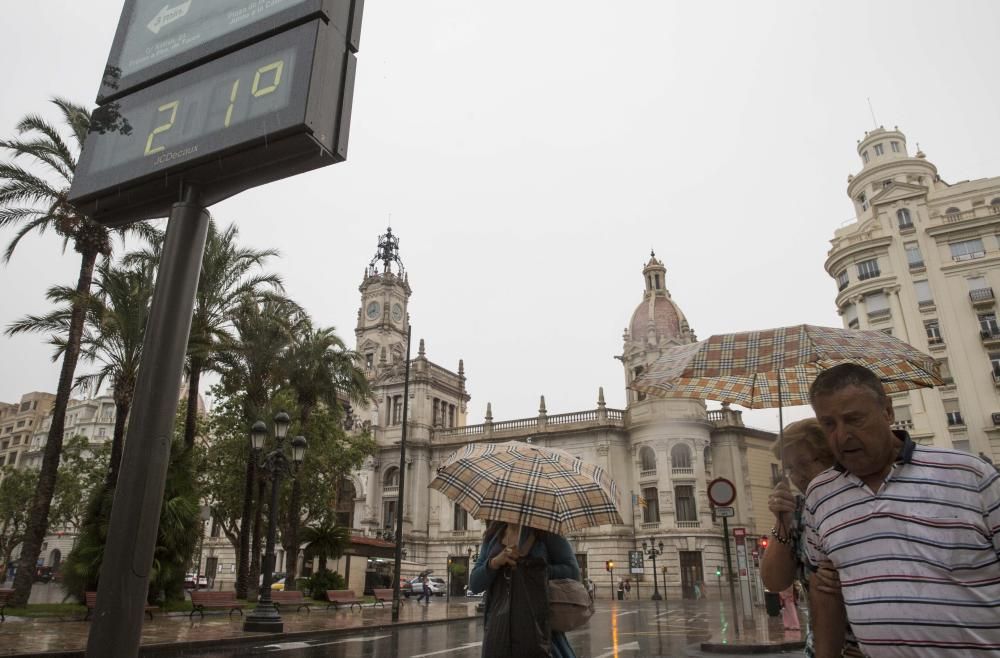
[722,517,741,638]
[85,186,210,658]
[391,326,412,622]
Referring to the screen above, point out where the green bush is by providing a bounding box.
[305,571,346,600]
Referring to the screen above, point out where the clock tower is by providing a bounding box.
[356,227,411,370]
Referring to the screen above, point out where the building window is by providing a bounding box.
[891,141,900,153]
[642,487,660,523]
[925,320,943,344]
[836,270,849,291]
[843,304,859,329]
[991,198,1000,207]
[639,447,656,473]
[210,517,221,538]
[943,400,964,427]
[990,353,1000,381]
[905,242,924,269]
[939,358,953,384]
[365,353,374,368]
[453,503,468,531]
[914,280,933,307]
[864,291,889,319]
[633,366,646,402]
[896,208,913,229]
[883,179,893,189]
[862,151,870,164]
[950,238,985,261]
[770,463,781,484]
[893,405,913,431]
[383,500,397,530]
[945,206,961,217]
[874,143,884,156]
[858,192,869,212]
[674,485,697,522]
[671,443,692,471]
[980,313,999,338]
[857,258,880,280]
[98,427,106,437]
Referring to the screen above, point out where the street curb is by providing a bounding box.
[8,612,482,657]
[699,640,806,654]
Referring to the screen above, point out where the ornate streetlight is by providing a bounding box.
[642,538,665,601]
[243,412,307,633]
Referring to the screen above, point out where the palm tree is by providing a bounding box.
[281,322,370,586]
[126,220,282,451]
[0,98,155,605]
[300,520,350,574]
[216,296,302,599]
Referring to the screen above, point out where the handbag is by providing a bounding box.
[548,577,594,632]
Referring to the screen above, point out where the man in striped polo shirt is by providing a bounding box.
[804,363,1000,657]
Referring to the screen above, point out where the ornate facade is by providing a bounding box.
[826,127,1000,462]
[343,234,778,598]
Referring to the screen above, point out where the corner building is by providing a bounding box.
[826,127,1000,462]
[341,231,777,599]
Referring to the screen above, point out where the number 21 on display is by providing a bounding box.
[144,60,285,156]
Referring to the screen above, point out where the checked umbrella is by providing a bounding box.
[430,441,623,535]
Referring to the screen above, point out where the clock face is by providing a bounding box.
[391,303,403,323]
[366,301,381,320]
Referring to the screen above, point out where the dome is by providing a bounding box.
[627,252,692,345]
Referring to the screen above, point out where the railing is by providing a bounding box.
[671,467,694,476]
[857,268,881,281]
[491,417,536,432]
[607,409,624,421]
[639,469,657,479]
[941,204,1000,224]
[382,485,399,497]
[892,419,914,431]
[640,521,660,530]
[867,308,891,320]
[706,410,723,422]
[676,520,701,528]
[908,260,925,270]
[970,288,995,304]
[992,370,1000,384]
[979,320,1000,338]
[437,424,486,438]
[548,410,598,426]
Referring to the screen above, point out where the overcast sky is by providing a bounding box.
[3,1,1000,431]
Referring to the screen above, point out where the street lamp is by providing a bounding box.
[642,538,665,601]
[243,412,306,633]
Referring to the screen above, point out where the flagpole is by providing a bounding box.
[631,491,639,600]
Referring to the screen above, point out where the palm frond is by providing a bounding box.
[4,215,51,262]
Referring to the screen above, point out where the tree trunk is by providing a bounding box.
[183,362,201,451]
[106,397,130,490]
[235,459,255,599]
[283,477,303,590]
[248,477,266,599]
[11,248,97,606]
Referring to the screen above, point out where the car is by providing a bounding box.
[465,587,484,597]
[271,577,286,591]
[400,578,413,597]
[409,576,446,596]
[183,573,208,589]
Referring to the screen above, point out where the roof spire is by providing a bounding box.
[368,227,405,277]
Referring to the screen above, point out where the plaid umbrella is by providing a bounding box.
[429,441,623,535]
[631,324,943,408]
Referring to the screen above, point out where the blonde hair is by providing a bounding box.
[771,417,835,466]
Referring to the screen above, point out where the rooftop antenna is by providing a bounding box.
[867,97,878,129]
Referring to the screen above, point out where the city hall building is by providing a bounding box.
[336,229,778,598]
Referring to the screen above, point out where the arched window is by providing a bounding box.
[49,548,61,569]
[896,208,912,228]
[671,443,692,471]
[383,467,399,487]
[991,198,1000,207]
[945,206,961,216]
[639,447,656,473]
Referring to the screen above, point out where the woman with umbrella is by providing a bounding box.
[469,521,579,658]
[432,441,622,658]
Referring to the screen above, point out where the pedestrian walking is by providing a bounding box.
[623,579,631,600]
[586,578,596,601]
[617,579,624,600]
[416,574,431,604]
[470,521,580,658]
[806,363,1000,657]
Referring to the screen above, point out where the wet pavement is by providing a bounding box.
[0,595,803,657]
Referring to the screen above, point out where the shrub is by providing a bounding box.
[305,571,346,600]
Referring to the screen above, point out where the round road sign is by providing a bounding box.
[707,477,736,507]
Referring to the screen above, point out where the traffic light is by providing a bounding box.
[760,535,769,550]
[606,560,614,572]
[716,565,722,577]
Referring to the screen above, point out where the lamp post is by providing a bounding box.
[243,412,307,633]
[642,539,664,601]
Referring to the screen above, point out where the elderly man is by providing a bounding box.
[804,363,1000,657]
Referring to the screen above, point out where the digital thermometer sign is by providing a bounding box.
[69,1,362,226]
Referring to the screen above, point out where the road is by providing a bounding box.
[184,599,802,658]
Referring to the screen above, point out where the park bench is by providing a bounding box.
[372,588,403,607]
[269,590,311,613]
[325,589,364,612]
[190,590,244,619]
[0,589,13,622]
[85,591,157,621]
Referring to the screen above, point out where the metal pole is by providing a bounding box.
[446,558,451,603]
[244,455,284,632]
[85,187,210,658]
[722,517,741,637]
[391,326,412,622]
[609,567,614,600]
[651,551,662,600]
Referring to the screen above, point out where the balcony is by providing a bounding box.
[992,371,1000,388]
[676,520,701,529]
[639,468,657,480]
[970,288,995,309]
[892,419,914,432]
[640,521,661,531]
[671,467,694,477]
[382,485,399,497]
[980,321,1000,348]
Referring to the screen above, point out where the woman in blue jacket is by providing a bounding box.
[469,521,579,658]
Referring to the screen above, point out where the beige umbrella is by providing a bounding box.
[430,441,623,535]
